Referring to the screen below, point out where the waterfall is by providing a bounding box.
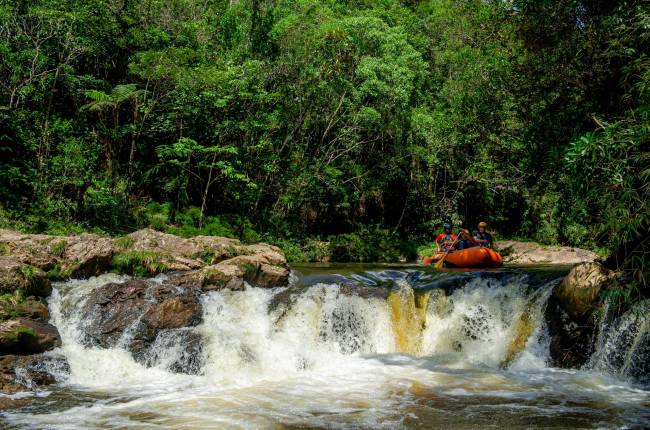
[588,299,650,385]
[43,271,556,388]
[5,269,649,429]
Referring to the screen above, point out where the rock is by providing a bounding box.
[0,296,49,323]
[62,234,115,278]
[554,262,618,320]
[143,329,204,375]
[0,396,30,410]
[543,262,617,368]
[218,255,290,288]
[0,318,61,355]
[591,300,650,385]
[13,353,70,388]
[0,230,58,271]
[0,353,69,408]
[0,355,27,395]
[81,277,202,370]
[81,279,150,347]
[171,265,246,291]
[498,241,598,265]
[144,296,201,330]
[0,256,51,297]
[0,228,289,288]
[545,295,598,368]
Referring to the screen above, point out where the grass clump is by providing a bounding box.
[112,251,169,276]
[51,240,67,257]
[114,235,135,250]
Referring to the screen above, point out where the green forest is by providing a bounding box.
[0,0,648,278]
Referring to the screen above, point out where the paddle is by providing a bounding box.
[433,231,461,269]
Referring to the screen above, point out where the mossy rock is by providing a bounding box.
[0,257,51,297]
[0,318,61,354]
[0,293,49,322]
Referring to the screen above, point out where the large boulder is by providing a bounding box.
[498,241,598,265]
[544,262,618,368]
[0,229,116,279]
[170,251,291,291]
[554,262,617,319]
[81,277,203,371]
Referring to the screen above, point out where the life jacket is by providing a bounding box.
[473,230,492,247]
[437,233,456,250]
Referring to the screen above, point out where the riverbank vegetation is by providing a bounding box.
[0,0,647,284]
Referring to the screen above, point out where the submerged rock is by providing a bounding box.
[143,329,204,375]
[0,353,69,409]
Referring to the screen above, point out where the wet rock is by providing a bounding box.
[498,241,598,265]
[544,263,620,368]
[81,277,202,371]
[545,297,598,368]
[590,300,650,385]
[0,318,61,355]
[144,330,204,375]
[0,256,51,297]
[144,296,202,330]
[81,278,151,347]
[0,353,69,408]
[554,262,618,320]
[13,353,70,388]
[0,355,28,395]
[268,283,389,318]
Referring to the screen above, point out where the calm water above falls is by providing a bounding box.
[3,265,650,429]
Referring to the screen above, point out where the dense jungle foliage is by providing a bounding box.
[0,0,648,284]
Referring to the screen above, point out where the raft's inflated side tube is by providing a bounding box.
[423,247,503,268]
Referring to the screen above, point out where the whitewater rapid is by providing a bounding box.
[3,267,650,429]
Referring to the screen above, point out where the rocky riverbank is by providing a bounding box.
[0,228,641,411]
[497,241,599,265]
[0,228,290,407]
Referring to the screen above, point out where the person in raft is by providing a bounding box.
[455,229,479,250]
[473,221,494,248]
[435,223,457,252]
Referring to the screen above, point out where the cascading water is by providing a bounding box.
[589,299,650,384]
[3,266,650,429]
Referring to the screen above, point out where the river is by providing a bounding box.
[2,264,649,429]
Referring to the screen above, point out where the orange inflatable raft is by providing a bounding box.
[423,247,503,268]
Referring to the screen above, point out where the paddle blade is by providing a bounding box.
[433,255,445,269]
